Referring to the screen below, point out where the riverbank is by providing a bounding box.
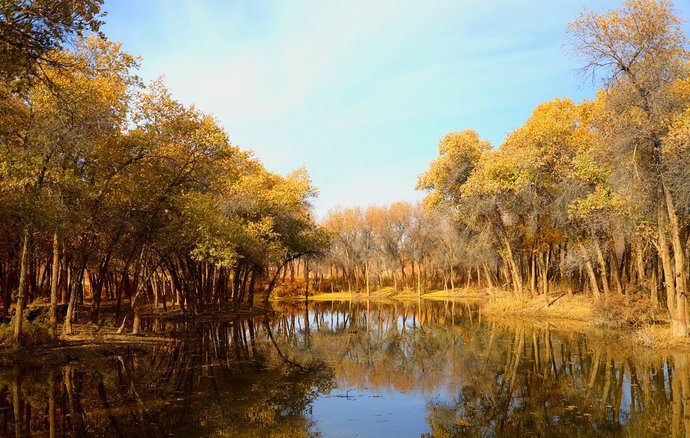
[0,325,174,370]
[475,290,690,350]
[3,288,688,369]
[289,287,690,349]
[283,287,485,301]
[0,302,273,368]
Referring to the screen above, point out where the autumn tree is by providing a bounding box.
[0,4,327,344]
[567,0,690,335]
[0,0,105,88]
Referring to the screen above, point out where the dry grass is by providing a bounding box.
[481,291,669,327]
[480,291,690,351]
[482,292,594,322]
[0,315,54,347]
[303,292,354,301]
[302,287,487,301]
[421,288,486,300]
[0,322,179,370]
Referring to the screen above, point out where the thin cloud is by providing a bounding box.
[102,0,639,216]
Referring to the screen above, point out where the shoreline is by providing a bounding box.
[0,304,272,369]
[2,289,688,369]
[279,288,690,350]
[277,288,486,302]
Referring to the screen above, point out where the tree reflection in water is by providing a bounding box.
[2,300,690,436]
[273,299,690,437]
[0,318,333,437]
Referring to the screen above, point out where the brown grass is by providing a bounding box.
[292,287,487,302]
[303,292,354,301]
[481,292,594,322]
[479,290,690,350]
[591,293,666,328]
[421,288,486,300]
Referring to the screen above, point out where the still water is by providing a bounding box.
[0,299,686,437]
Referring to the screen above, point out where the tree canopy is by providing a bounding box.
[0,0,326,345]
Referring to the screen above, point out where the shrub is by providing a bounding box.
[592,293,660,328]
[0,314,54,347]
[271,282,306,299]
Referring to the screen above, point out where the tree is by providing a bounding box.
[0,35,138,343]
[568,0,690,336]
[417,129,490,208]
[0,0,105,88]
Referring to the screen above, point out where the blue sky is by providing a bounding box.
[101,0,689,217]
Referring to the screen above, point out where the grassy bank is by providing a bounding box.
[0,324,175,369]
[476,290,690,349]
[479,291,664,326]
[299,287,690,349]
[277,286,486,302]
[480,293,595,322]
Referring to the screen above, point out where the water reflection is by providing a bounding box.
[272,300,690,437]
[0,318,333,437]
[2,300,690,436]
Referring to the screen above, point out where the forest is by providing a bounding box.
[1,0,690,354]
[317,0,690,337]
[0,0,327,347]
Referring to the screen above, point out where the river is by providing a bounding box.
[0,299,685,437]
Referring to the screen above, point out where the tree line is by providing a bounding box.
[318,202,472,294]
[0,0,325,346]
[322,0,690,337]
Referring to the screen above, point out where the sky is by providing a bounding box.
[100,0,689,217]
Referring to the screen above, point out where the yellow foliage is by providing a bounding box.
[417,129,491,206]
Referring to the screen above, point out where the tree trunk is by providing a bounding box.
[13,226,30,348]
[450,262,455,292]
[417,260,422,295]
[610,250,624,295]
[64,257,86,336]
[502,235,523,295]
[659,217,676,314]
[593,239,611,297]
[90,254,111,324]
[304,259,309,301]
[50,232,59,339]
[117,245,146,334]
[530,250,537,297]
[579,240,601,299]
[245,266,256,307]
[263,264,284,305]
[538,250,549,307]
[650,264,659,308]
[482,262,494,290]
[365,259,369,296]
[635,240,646,286]
[664,185,688,337]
